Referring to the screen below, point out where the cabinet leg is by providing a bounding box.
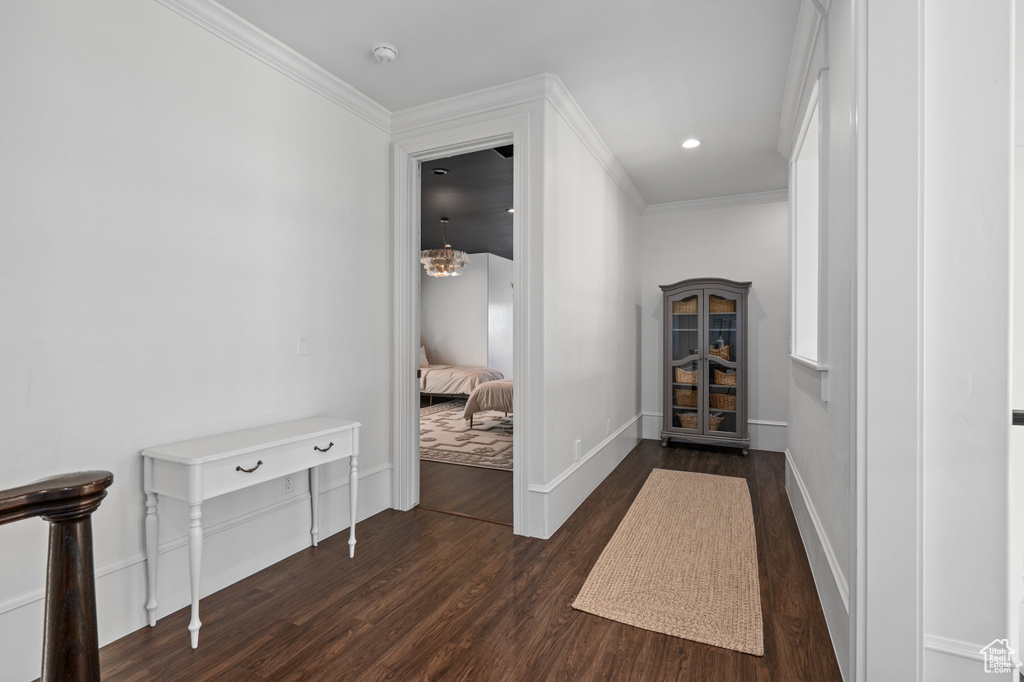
[661,439,668,448]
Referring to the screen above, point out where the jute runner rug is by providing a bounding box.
[572,469,763,655]
[420,400,513,471]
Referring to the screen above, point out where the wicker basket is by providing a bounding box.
[709,393,736,410]
[676,412,725,431]
[709,297,736,313]
[676,412,698,429]
[674,388,697,407]
[672,298,698,314]
[708,345,731,361]
[713,368,737,386]
[674,367,698,384]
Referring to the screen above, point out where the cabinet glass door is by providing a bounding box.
[670,293,700,431]
[705,290,739,436]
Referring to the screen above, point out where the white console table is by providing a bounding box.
[141,417,360,648]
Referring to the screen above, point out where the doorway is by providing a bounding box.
[390,113,532,536]
[417,147,514,526]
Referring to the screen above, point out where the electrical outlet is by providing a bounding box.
[574,439,582,462]
[607,419,612,436]
[282,476,293,494]
[296,335,308,356]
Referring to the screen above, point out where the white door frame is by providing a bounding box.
[391,113,532,535]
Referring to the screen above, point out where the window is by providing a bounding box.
[791,82,823,369]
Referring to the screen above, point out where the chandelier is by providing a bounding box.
[420,218,470,277]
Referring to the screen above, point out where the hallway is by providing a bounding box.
[98,441,840,681]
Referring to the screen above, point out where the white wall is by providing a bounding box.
[420,253,490,368]
[487,254,514,379]
[0,1,392,679]
[922,1,1013,678]
[420,252,514,379]
[531,98,643,536]
[1013,144,1024,671]
[781,1,858,677]
[639,199,790,452]
[781,1,1016,679]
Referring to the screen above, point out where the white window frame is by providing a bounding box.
[790,77,829,396]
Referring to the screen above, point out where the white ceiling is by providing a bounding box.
[215,0,801,206]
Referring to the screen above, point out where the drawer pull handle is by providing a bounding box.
[313,442,334,453]
[235,460,263,473]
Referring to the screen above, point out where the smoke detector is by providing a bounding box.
[372,43,398,64]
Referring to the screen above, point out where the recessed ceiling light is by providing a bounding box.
[506,208,514,214]
[681,138,702,149]
[431,167,449,175]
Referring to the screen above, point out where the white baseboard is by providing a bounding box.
[924,636,1012,681]
[640,412,787,452]
[527,414,642,538]
[784,449,849,681]
[0,464,391,682]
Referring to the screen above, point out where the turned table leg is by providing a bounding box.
[184,465,206,648]
[309,466,320,547]
[145,491,159,626]
[348,452,358,559]
[143,457,160,628]
[187,501,203,649]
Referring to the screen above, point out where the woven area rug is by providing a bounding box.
[572,469,763,655]
[420,400,513,471]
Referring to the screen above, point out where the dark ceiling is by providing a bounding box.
[420,147,513,261]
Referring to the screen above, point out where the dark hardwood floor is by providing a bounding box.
[418,460,513,526]
[99,440,842,681]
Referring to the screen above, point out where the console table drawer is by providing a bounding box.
[201,431,352,499]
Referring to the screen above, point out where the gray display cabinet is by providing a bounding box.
[660,278,751,454]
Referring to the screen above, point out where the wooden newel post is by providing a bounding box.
[0,471,114,682]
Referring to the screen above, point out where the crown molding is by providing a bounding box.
[644,189,788,216]
[777,0,827,158]
[146,3,646,213]
[392,73,648,215]
[391,74,552,135]
[153,0,391,133]
[153,2,647,213]
[542,77,648,215]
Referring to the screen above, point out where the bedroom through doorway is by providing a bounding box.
[417,146,514,526]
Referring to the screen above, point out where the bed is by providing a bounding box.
[463,378,513,427]
[420,364,504,397]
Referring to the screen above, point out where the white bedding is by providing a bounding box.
[420,364,504,395]
[463,378,513,426]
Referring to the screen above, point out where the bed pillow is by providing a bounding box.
[420,346,429,367]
